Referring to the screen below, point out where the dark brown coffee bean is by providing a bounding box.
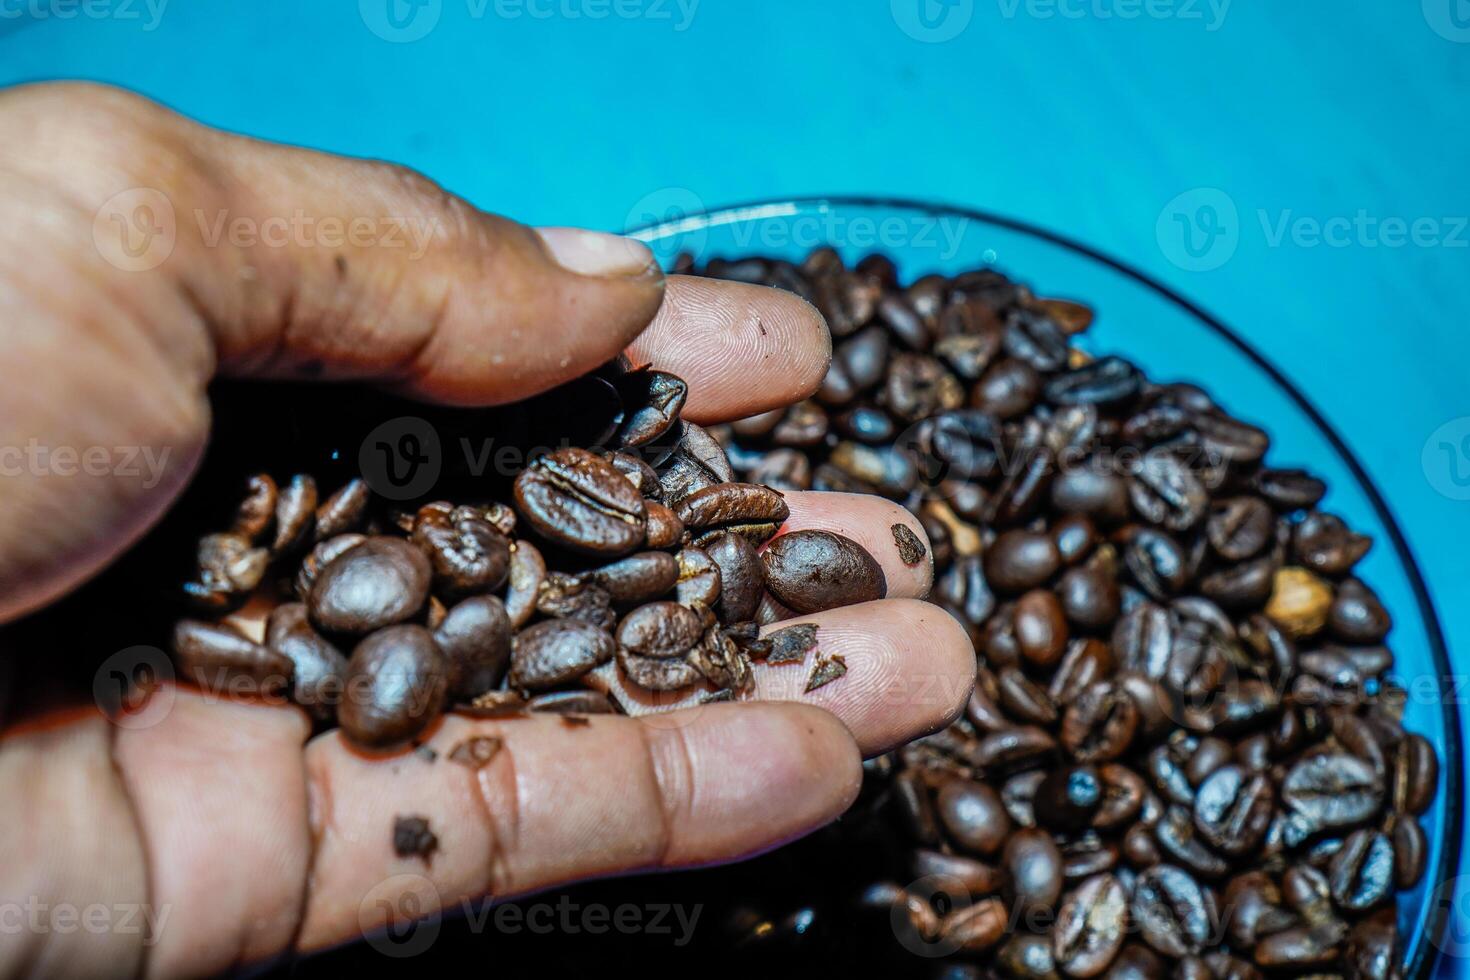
[617,647,703,691]
[1122,529,1188,599]
[508,619,616,691]
[1327,579,1392,644]
[1004,828,1065,918]
[433,595,512,699]
[500,539,545,629]
[1044,356,1141,409]
[1089,763,1145,831]
[1052,469,1130,526]
[1327,828,1393,911]
[514,447,648,556]
[1056,566,1121,632]
[1192,765,1273,856]
[937,778,1012,856]
[674,546,722,607]
[1052,513,1098,565]
[910,848,1005,896]
[615,369,687,448]
[1062,681,1138,763]
[591,551,680,604]
[997,932,1061,980]
[675,483,790,545]
[1105,943,1165,980]
[1293,511,1372,576]
[971,357,1040,419]
[1206,497,1273,561]
[339,625,448,749]
[1193,412,1269,466]
[1035,765,1103,833]
[266,602,347,722]
[535,572,615,630]
[940,897,1008,953]
[999,667,1059,726]
[232,473,277,541]
[271,474,318,554]
[1282,752,1383,830]
[1253,468,1327,511]
[413,516,511,599]
[702,531,766,623]
[659,421,735,503]
[1011,589,1069,668]
[1344,913,1398,980]
[312,478,370,540]
[1393,733,1438,816]
[1132,865,1212,957]
[763,530,885,614]
[1222,871,1294,948]
[643,500,684,549]
[187,531,270,609]
[936,554,995,626]
[976,726,1058,770]
[309,536,431,635]
[1392,817,1426,889]
[1129,450,1207,531]
[771,400,830,446]
[616,601,706,658]
[985,529,1061,593]
[1053,873,1127,977]
[172,619,293,694]
[1154,806,1229,878]
[1253,921,1346,969]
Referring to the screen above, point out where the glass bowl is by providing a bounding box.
[628,197,1461,976]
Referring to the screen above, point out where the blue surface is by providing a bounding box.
[2,1,1467,970]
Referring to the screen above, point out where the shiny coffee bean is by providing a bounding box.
[763,530,885,614]
[1057,566,1122,631]
[172,619,293,694]
[702,530,767,623]
[675,482,790,545]
[615,601,706,658]
[339,625,448,749]
[614,369,687,448]
[1131,865,1212,958]
[591,551,680,604]
[432,595,512,699]
[985,529,1061,593]
[503,540,546,628]
[266,602,348,722]
[674,546,722,608]
[508,619,616,691]
[412,515,511,598]
[514,447,648,556]
[1004,828,1065,918]
[1053,873,1127,977]
[308,536,431,635]
[937,779,1012,856]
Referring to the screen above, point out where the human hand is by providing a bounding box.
[0,83,974,977]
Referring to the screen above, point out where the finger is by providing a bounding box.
[0,83,667,619]
[777,491,935,600]
[624,275,830,423]
[589,598,976,757]
[295,702,860,951]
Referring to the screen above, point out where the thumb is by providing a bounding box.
[0,82,665,619]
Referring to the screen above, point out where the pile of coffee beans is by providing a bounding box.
[167,367,879,750]
[674,248,1440,977]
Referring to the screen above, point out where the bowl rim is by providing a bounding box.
[628,194,1464,976]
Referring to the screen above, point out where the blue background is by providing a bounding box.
[2,0,1467,971]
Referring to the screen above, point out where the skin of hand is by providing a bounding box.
[0,83,975,978]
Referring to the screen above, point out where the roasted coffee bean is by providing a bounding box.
[186,531,271,609]
[1154,806,1229,878]
[910,849,1005,896]
[1282,752,1383,830]
[617,647,704,691]
[412,515,511,598]
[986,529,1061,593]
[659,421,735,503]
[1122,529,1188,599]
[1328,579,1392,644]
[1105,943,1166,980]
[643,500,684,549]
[1053,873,1127,977]
[339,625,448,749]
[1062,681,1138,763]
[309,536,432,635]
[266,602,348,722]
[272,474,318,554]
[616,601,706,658]
[433,595,512,699]
[313,478,371,540]
[514,447,648,556]
[674,546,722,608]
[1254,468,1327,511]
[1207,497,1273,561]
[503,540,546,628]
[937,779,1012,856]
[1344,913,1398,980]
[703,531,767,623]
[976,726,1058,770]
[1132,865,1212,957]
[1193,765,1273,856]
[999,666,1059,724]
[1392,817,1426,889]
[1253,921,1346,969]
[997,932,1062,980]
[1044,356,1141,409]
[172,619,293,694]
[508,619,616,691]
[535,572,615,630]
[1327,828,1393,911]
[1004,828,1065,918]
[1056,566,1121,632]
[1293,511,1372,577]
[233,473,277,541]
[1012,589,1069,668]
[591,551,680,604]
[676,483,790,545]
[1129,450,1208,532]
[1035,765,1103,833]
[763,530,885,614]
[1052,469,1131,526]
[1393,733,1438,816]
[615,369,687,448]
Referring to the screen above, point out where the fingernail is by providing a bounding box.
[535,227,659,279]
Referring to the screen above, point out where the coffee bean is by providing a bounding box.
[1392,818,1426,889]
[676,483,790,545]
[1062,681,1138,763]
[1293,511,1372,576]
[659,422,736,503]
[535,573,615,630]
[616,601,706,658]
[339,625,448,749]
[1327,828,1393,911]
[232,473,277,541]
[412,515,511,599]
[433,595,512,699]
[1004,828,1065,918]
[1393,733,1438,816]
[617,647,703,691]
[1105,943,1166,980]
[309,536,432,635]
[591,551,680,604]
[615,369,687,448]
[1327,579,1392,644]
[1132,865,1212,958]
[514,447,648,556]
[702,531,766,623]
[1053,873,1127,977]
[1207,497,1273,561]
[674,546,722,607]
[272,473,318,554]
[1056,566,1122,631]
[172,619,293,694]
[763,530,886,614]
[1015,589,1069,668]
[985,530,1061,593]
[1282,753,1383,830]
[509,619,616,691]
[266,602,348,722]
[1193,765,1273,856]
[1044,356,1142,409]
[1035,765,1103,833]
[1254,468,1327,511]
[1254,922,1346,969]
[1122,529,1188,599]
[643,500,684,549]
